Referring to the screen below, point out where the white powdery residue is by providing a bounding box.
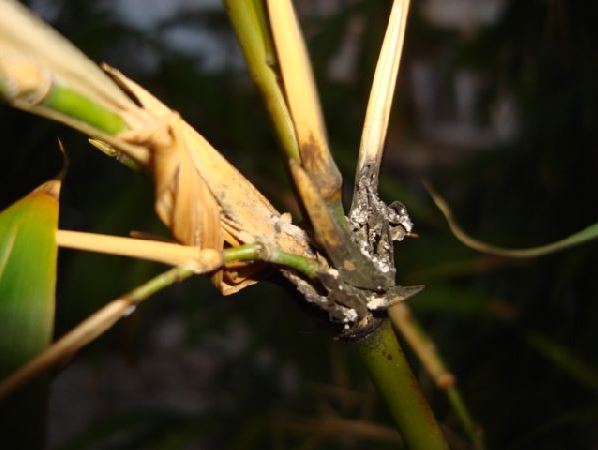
[360,246,371,258]
[349,206,368,227]
[367,295,388,311]
[375,258,391,273]
[343,308,358,323]
[328,268,339,278]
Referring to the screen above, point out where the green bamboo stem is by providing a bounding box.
[0,66,128,136]
[223,243,320,279]
[356,320,448,450]
[224,0,300,161]
[42,84,127,135]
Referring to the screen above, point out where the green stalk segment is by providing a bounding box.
[223,243,319,279]
[356,320,449,450]
[266,246,319,279]
[224,0,300,161]
[43,84,127,135]
[223,244,261,263]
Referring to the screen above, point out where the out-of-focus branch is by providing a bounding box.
[389,304,486,450]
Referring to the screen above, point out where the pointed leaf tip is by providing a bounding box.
[0,181,59,377]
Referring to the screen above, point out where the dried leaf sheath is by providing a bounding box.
[108,69,313,254]
[353,0,410,199]
[266,0,342,201]
[103,68,316,293]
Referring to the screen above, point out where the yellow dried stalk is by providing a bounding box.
[56,230,222,273]
[266,0,342,201]
[356,0,410,181]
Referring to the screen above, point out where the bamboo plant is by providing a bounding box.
[3,1,597,448]
[7,0,597,449]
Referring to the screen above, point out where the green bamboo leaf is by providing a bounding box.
[0,180,59,375]
[426,181,598,257]
[0,180,59,449]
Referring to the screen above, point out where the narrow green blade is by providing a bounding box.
[0,180,59,449]
[426,181,598,257]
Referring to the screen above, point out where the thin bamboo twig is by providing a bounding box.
[425,180,598,257]
[223,243,320,279]
[389,303,486,450]
[0,267,193,402]
[355,319,448,450]
[56,231,320,280]
[224,0,300,161]
[447,387,486,450]
[353,0,410,196]
[0,61,126,135]
[389,303,455,389]
[0,236,325,402]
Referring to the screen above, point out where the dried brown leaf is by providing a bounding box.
[104,68,314,293]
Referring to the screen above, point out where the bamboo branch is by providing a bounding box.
[56,230,320,280]
[425,180,598,258]
[0,267,193,402]
[389,303,486,449]
[389,303,455,389]
[223,0,300,161]
[223,243,320,279]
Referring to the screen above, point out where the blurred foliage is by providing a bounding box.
[1,0,597,449]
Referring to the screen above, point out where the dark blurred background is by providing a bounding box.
[1,0,597,449]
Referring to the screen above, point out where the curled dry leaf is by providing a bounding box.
[104,68,314,293]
